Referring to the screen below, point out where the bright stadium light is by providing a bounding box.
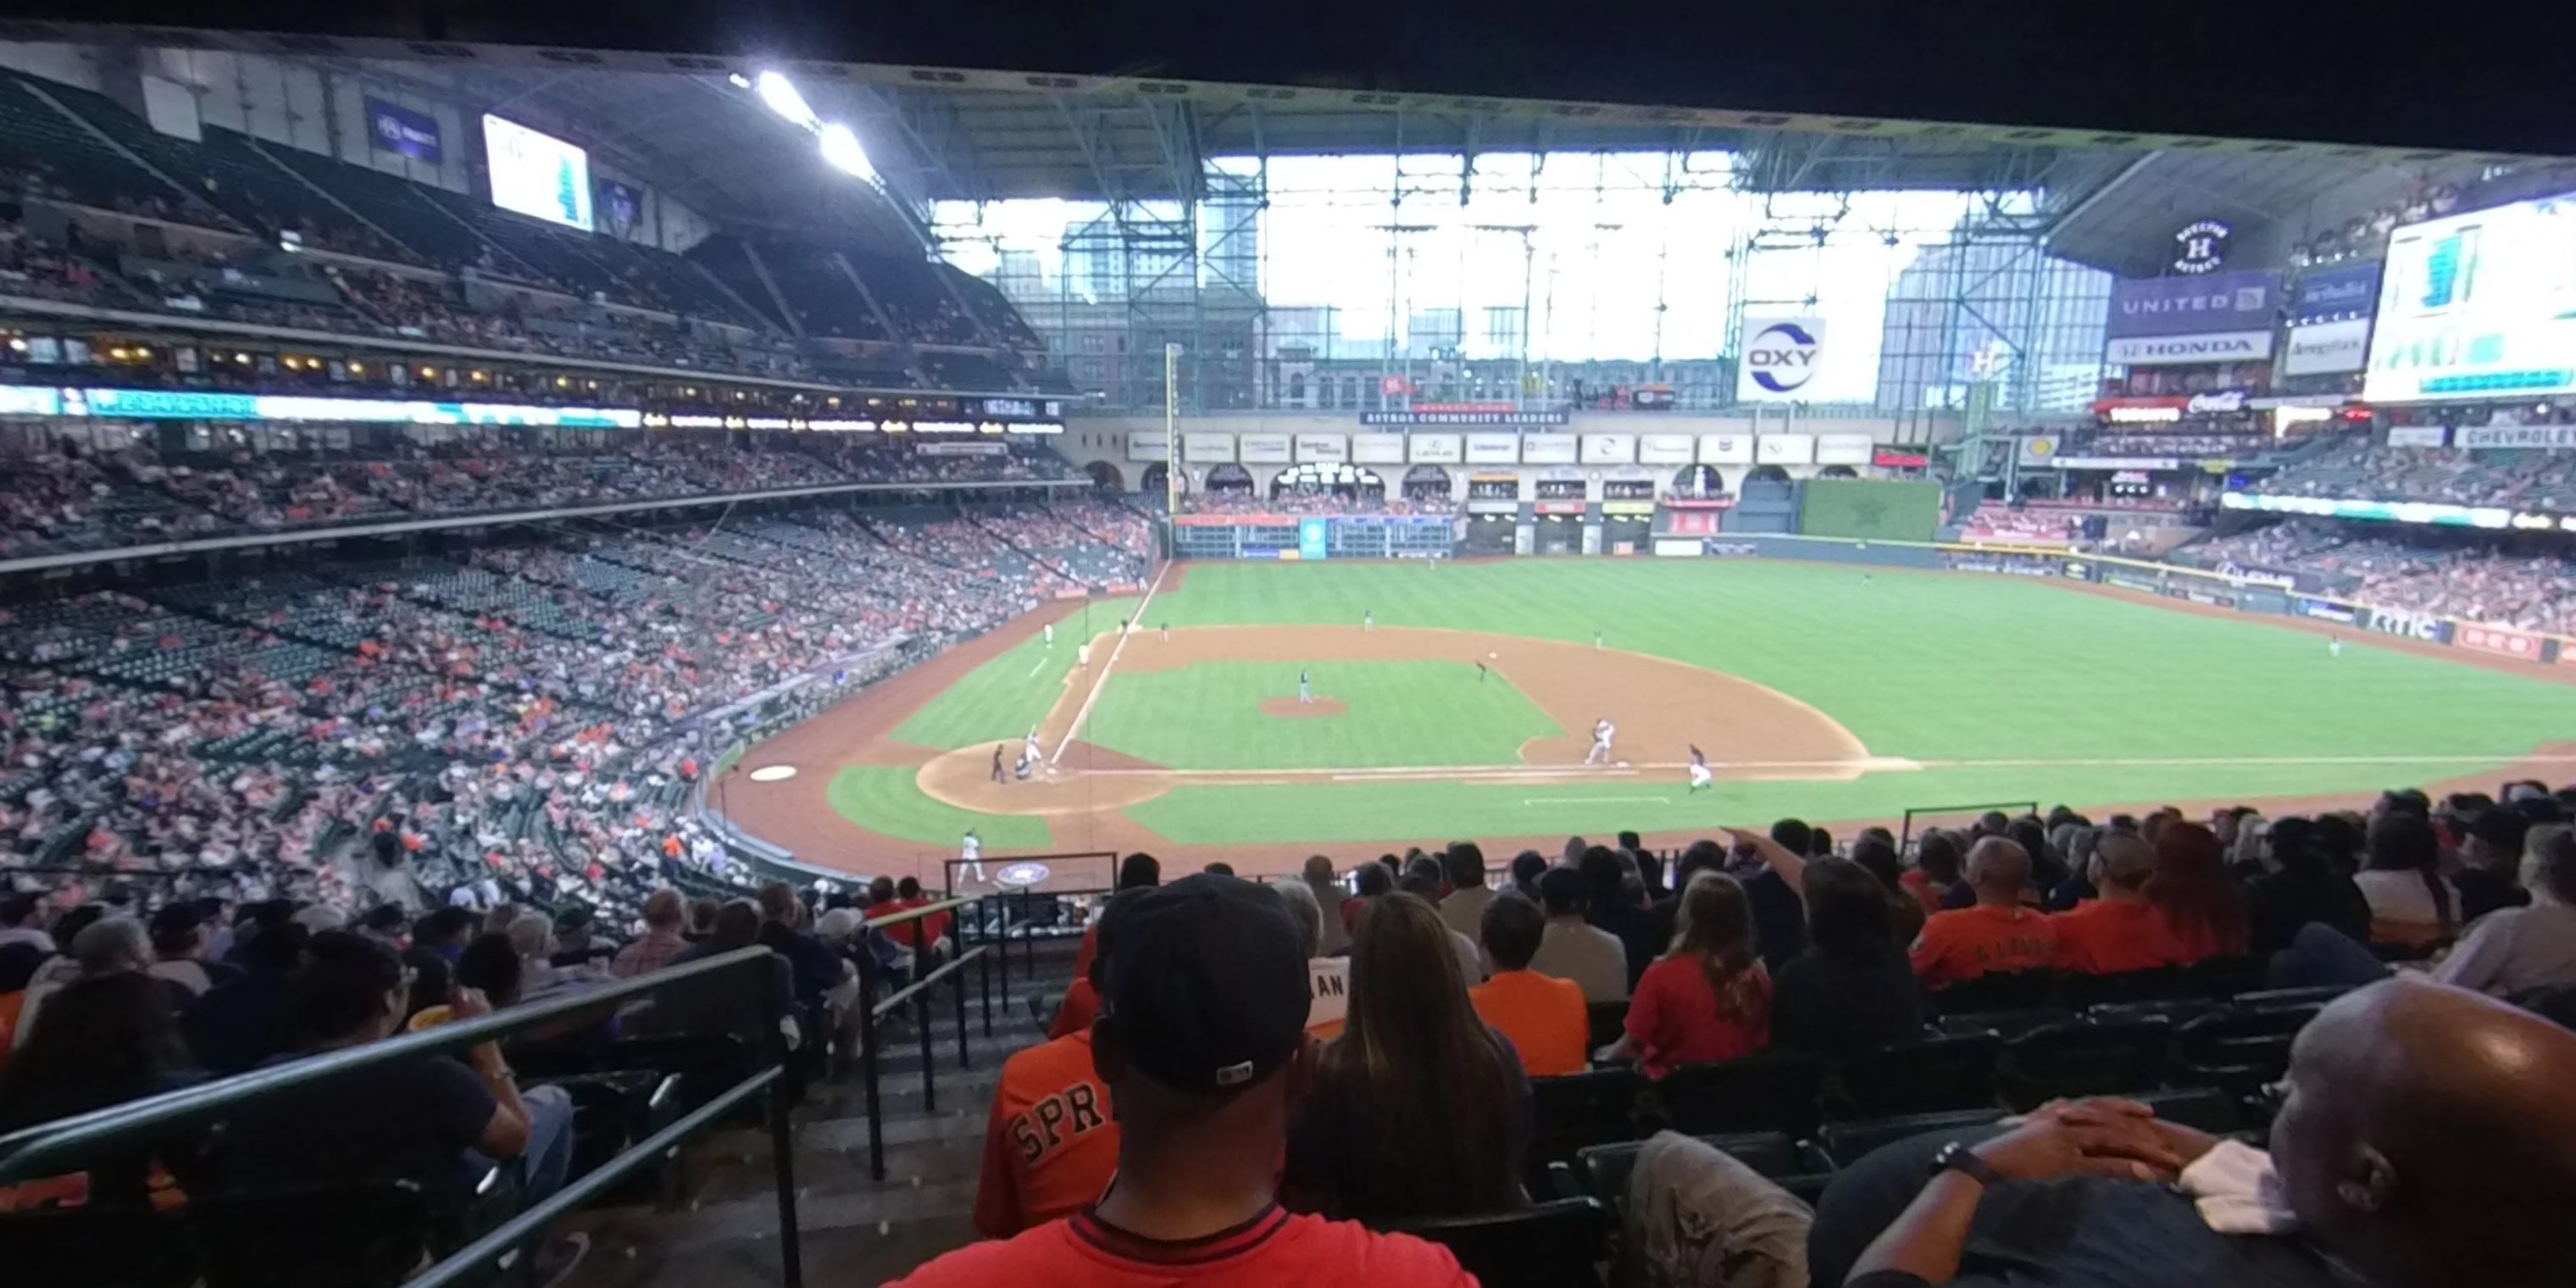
[727,72,752,89]
[754,71,819,130]
[818,123,876,181]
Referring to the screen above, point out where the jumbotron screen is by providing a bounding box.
[481,114,593,232]
[2363,191,2576,402]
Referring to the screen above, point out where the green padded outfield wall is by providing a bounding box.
[1795,479,1943,542]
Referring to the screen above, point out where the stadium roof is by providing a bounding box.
[25,24,2555,257]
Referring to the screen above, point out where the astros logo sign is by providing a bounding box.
[1746,321,1822,394]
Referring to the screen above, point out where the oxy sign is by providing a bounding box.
[1736,317,1826,401]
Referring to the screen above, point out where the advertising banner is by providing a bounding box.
[2384,425,2450,447]
[2457,624,2546,661]
[1125,431,1169,462]
[1350,434,1407,464]
[1815,433,1875,465]
[1465,433,1521,464]
[1699,434,1754,464]
[1407,433,1463,464]
[1638,433,1695,465]
[2279,319,2373,375]
[1756,434,1814,465]
[1653,538,1708,558]
[1238,432,1291,464]
[2237,588,2292,616]
[2295,597,2358,624]
[2168,584,2240,609]
[1297,518,1330,561]
[1358,409,1566,426]
[2456,425,2576,449]
[2106,570,2165,594]
[2107,270,2283,338]
[1183,431,1237,463]
[2105,331,2275,365]
[2288,263,2383,324]
[1735,317,1828,402]
[1579,433,1635,464]
[2366,605,2452,644]
[1521,432,1578,464]
[365,98,443,164]
[1294,433,1347,462]
[2366,192,2576,402]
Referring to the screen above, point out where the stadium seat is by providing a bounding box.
[1933,1007,2079,1039]
[1387,1196,1612,1288]
[192,1178,449,1288]
[1817,1108,2011,1167]
[1652,1051,1828,1138]
[1999,1017,2174,1110]
[2173,1005,2320,1094]
[1528,1068,1648,1180]
[0,1203,195,1288]
[1926,971,2060,1015]
[1574,1131,1838,1209]
[2062,966,2198,1008]
[1832,1033,2003,1119]
[2085,997,2223,1026]
[2232,984,2357,1010]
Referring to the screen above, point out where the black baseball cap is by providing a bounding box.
[1102,874,1308,1093]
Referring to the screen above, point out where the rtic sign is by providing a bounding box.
[2367,607,2451,643]
[1736,317,1826,402]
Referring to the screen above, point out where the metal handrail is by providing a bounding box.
[0,943,805,1287]
[869,946,991,1021]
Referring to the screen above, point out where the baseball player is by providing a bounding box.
[1159,622,1170,642]
[1593,630,1603,651]
[1585,718,1615,765]
[1076,641,1091,669]
[1044,622,1055,647]
[2329,634,2345,658]
[1475,658,1491,683]
[991,744,1008,784]
[1024,726,1043,767]
[1298,668,1313,704]
[1687,744,1713,792]
[961,830,985,884]
[1363,608,1374,632]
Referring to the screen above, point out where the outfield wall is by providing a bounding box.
[1652,532,2576,668]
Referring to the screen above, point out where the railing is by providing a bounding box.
[1900,800,2040,851]
[0,945,804,1288]
[853,895,996,1181]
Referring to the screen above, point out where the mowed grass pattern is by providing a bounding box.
[892,597,1136,750]
[825,766,1053,851]
[1082,661,1563,769]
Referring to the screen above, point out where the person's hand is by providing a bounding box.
[1969,1100,2185,1185]
[447,985,492,1022]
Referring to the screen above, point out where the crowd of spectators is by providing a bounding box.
[1957,503,2082,545]
[0,430,1091,560]
[1181,488,1458,518]
[2256,441,2576,511]
[2175,518,2576,635]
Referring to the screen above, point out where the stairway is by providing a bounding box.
[564,941,1079,1286]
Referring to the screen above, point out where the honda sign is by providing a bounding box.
[1736,317,1826,402]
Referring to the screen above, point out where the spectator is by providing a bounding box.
[366,830,426,914]
[1527,865,1629,1002]
[1737,822,1814,969]
[1910,838,2057,987]
[219,931,582,1276]
[2050,834,2201,974]
[1643,839,1727,963]
[2246,817,2373,954]
[1437,841,1496,942]
[1821,979,2576,1288]
[1343,859,1395,936]
[1072,852,1161,980]
[897,874,1470,1285]
[2434,829,2576,997]
[974,888,1125,1239]
[2144,821,2249,962]
[1904,830,1967,913]
[613,889,691,977]
[1508,850,1548,902]
[1300,855,1352,956]
[182,919,308,1075]
[453,931,525,1008]
[2454,808,2534,924]
[16,914,153,1047]
[659,901,795,1046]
[1849,830,1928,947]
[685,897,721,943]
[1579,845,1657,986]
[1773,858,1922,1057]
[1468,893,1587,1077]
[1397,860,1486,983]
[1270,881,1346,1040]
[1606,870,1771,1077]
[0,948,198,1209]
[1286,892,1530,1222]
[2355,814,2457,951]
[757,880,852,1016]
[0,894,52,953]
[147,901,229,997]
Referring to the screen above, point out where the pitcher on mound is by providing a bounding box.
[1585,718,1616,765]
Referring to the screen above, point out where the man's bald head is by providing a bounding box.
[1963,837,2029,905]
[2271,977,2576,1288]
[2090,833,2154,892]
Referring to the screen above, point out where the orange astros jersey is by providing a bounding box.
[974,1030,1119,1238]
[1908,903,2059,988]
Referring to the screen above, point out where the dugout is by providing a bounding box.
[1461,511,1519,555]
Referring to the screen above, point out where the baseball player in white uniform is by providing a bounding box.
[960,830,984,884]
[1044,622,1055,647]
[1687,744,1713,792]
[1585,718,1615,765]
[1024,726,1043,767]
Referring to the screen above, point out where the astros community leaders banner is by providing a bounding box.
[1736,317,1826,402]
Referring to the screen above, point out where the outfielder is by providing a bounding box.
[1585,718,1615,765]
[2329,634,2345,658]
[1363,608,1374,632]
[1687,744,1713,792]
[1044,622,1055,647]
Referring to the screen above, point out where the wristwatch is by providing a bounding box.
[1929,1141,2005,1187]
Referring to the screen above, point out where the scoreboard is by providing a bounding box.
[1172,513,1454,561]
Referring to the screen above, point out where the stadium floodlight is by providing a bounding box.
[727,72,752,89]
[818,123,876,181]
[754,71,819,131]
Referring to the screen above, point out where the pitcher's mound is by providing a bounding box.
[1260,697,1346,719]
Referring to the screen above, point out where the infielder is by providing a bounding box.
[1298,668,1313,704]
[1687,744,1713,792]
[1076,641,1091,669]
[1585,718,1615,765]
[1159,622,1170,642]
[960,829,984,884]
[1363,608,1374,632]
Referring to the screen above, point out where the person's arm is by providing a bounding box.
[1725,827,1807,895]
[447,985,533,1159]
[1601,964,1662,1064]
[2430,914,2510,993]
[1845,1103,2181,1285]
[971,1077,1024,1239]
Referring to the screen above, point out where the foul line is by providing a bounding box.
[1065,750,2576,780]
[1049,558,1169,767]
[1530,795,1671,805]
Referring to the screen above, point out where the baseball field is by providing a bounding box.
[723,558,2576,883]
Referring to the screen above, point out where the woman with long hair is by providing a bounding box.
[1771,858,1920,1056]
[1283,892,1529,1223]
[1604,870,1771,1077]
[2355,813,2457,951]
[2144,822,2250,961]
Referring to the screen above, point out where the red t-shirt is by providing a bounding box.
[1623,955,1772,1078]
[897,1204,1473,1288]
[2049,897,2199,974]
[1909,904,2059,987]
[1049,977,1101,1041]
[973,1030,1119,1239]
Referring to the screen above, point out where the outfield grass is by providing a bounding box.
[1082,661,1562,769]
[825,766,1055,850]
[892,596,1136,749]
